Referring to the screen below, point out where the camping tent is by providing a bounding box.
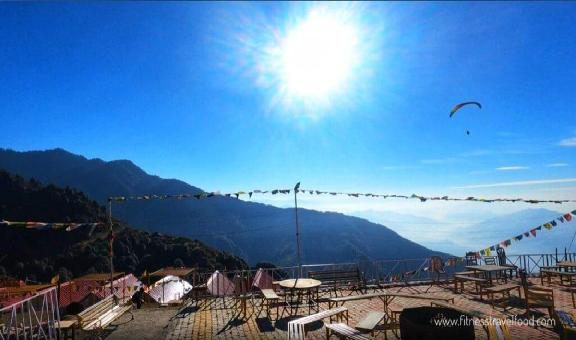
[206,271,235,296]
[252,268,274,290]
[148,275,192,304]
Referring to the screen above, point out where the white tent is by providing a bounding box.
[252,268,274,290]
[148,275,192,303]
[207,271,235,296]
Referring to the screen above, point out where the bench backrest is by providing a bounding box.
[288,307,348,340]
[465,252,478,266]
[77,295,116,327]
[519,269,554,308]
[484,257,497,265]
[308,269,362,287]
[526,288,554,308]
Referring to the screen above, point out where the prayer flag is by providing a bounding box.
[65,223,82,232]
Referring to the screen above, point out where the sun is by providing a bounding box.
[278,9,360,100]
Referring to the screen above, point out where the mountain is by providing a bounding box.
[0,170,247,282]
[0,148,446,265]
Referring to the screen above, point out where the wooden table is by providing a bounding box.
[55,320,77,340]
[278,279,321,315]
[466,265,511,285]
[278,279,321,290]
[558,262,576,272]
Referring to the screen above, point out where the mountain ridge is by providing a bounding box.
[0,169,247,282]
[0,147,447,265]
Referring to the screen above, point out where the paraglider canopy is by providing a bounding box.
[449,101,482,118]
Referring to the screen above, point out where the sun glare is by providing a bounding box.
[222,3,378,118]
[278,9,360,100]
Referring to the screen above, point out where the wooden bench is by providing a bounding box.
[480,283,521,307]
[355,311,386,336]
[308,268,365,296]
[541,268,576,286]
[77,295,131,332]
[325,323,371,340]
[328,292,388,308]
[455,271,477,276]
[55,319,78,340]
[454,275,487,294]
[524,285,555,317]
[288,306,348,340]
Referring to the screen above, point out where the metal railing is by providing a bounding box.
[185,251,576,300]
[0,287,60,340]
[507,251,576,275]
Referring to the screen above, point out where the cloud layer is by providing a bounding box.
[496,166,529,171]
[559,137,576,147]
[453,177,576,189]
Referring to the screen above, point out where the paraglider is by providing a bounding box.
[450,101,482,135]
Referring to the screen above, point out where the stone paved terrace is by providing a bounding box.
[157,277,575,340]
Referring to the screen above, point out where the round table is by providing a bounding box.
[278,279,321,315]
[278,278,321,290]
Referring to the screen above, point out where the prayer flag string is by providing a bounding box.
[477,210,576,255]
[0,220,102,232]
[107,188,576,205]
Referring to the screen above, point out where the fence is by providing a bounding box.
[186,251,576,302]
[507,251,576,275]
[0,287,60,340]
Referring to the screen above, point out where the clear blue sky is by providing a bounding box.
[1,1,575,199]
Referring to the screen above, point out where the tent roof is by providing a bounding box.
[75,272,126,282]
[149,267,194,278]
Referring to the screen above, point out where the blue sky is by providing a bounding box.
[1,2,575,251]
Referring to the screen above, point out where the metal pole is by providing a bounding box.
[294,182,302,278]
[108,199,114,305]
